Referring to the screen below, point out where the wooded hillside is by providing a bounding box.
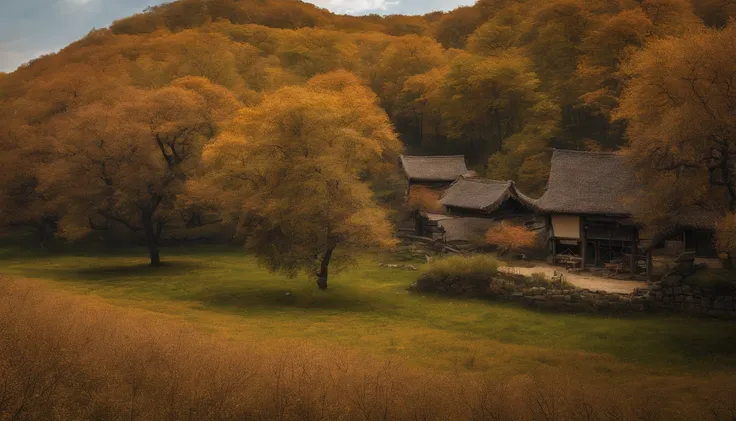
[1,0,734,266]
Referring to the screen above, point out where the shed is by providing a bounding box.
[440,177,537,216]
[399,155,470,184]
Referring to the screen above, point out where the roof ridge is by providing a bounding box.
[553,149,619,156]
[401,154,467,159]
[458,177,510,185]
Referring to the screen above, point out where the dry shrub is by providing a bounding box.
[413,254,499,296]
[485,221,538,254]
[1,276,735,421]
[406,185,444,213]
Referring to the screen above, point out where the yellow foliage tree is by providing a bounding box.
[189,71,402,289]
[406,186,444,213]
[616,23,736,264]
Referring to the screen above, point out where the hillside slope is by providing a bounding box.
[0,0,733,195]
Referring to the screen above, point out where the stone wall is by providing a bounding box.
[488,281,651,314]
[409,265,736,319]
[646,273,736,319]
[487,269,736,319]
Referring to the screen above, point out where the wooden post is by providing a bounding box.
[580,217,588,268]
[594,241,600,266]
[548,215,556,264]
[630,228,639,277]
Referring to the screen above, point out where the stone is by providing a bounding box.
[512,292,524,298]
[662,275,683,284]
[607,295,620,302]
[708,309,726,317]
[714,302,725,310]
[701,298,712,307]
[531,295,547,301]
[663,296,672,303]
[550,295,565,301]
[674,287,682,294]
[675,295,683,303]
[665,288,674,295]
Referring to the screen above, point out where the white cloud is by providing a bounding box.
[0,47,53,72]
[63,0,95,5]
[308,0,399,14]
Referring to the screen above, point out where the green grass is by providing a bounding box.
[1,244,735,379]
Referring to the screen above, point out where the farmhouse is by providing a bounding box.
[536,150,644,273]
[412,176,541,247]
[536,149,719,276]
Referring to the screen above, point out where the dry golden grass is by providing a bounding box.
[1,275,736,421]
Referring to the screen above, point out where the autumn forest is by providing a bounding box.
[1,0,735,271]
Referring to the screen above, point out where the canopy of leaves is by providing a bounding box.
[187,71,401,279]
[2,0,729,199]
[616,24,736,234]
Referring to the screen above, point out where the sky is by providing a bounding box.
[0,0,475,73]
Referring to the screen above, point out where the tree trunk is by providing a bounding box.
[316,245,335,290]
[141,211,162,267]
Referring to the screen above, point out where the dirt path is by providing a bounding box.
[499,263,648,294]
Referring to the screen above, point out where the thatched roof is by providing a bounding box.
[440,177,537,213]
[536,150,639,216]
[399,155,469,182]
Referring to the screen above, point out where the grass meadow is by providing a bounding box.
[1,244,736,420]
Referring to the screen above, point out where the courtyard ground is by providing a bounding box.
[498,263,649,294]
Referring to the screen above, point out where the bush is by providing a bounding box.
[412,254,498,296]
[485,221,538,254]
[691,269,736,295]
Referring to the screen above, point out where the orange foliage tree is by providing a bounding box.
[406,186,444,213]
[485,221,538,254]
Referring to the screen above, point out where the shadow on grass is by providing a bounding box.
[71,261,205,281]
[653,317,736,362]
[11,260,206,285]
[187,286,379,313]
